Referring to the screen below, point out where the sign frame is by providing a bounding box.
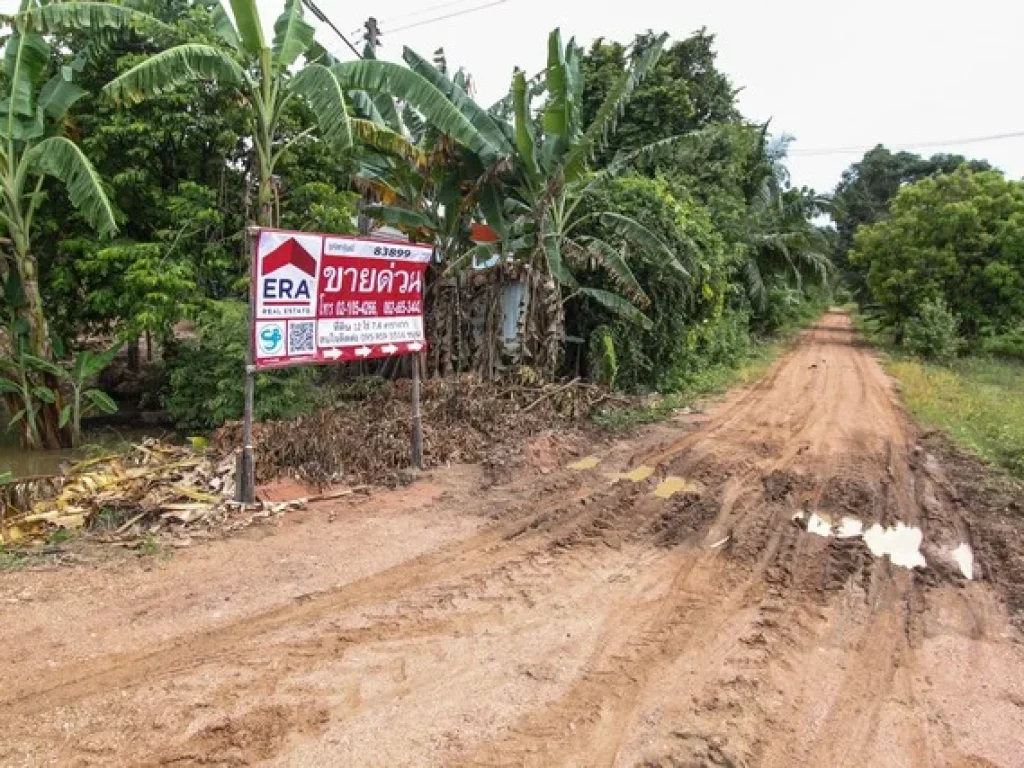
[249,227,432,371]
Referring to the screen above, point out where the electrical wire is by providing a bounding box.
[380,0,485,26]
[301,0,363,59]
[790,131,1024,157]
[388,0,510,35]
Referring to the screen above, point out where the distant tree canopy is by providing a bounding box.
[850,168,1024,337]
[831,145,992,285]
[578,29,740,165]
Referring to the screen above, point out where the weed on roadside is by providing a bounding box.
[0,548,27,570]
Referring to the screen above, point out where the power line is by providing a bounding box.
[379,0,485,26]
[790,131,1024,157]
[301,0,363,59]
[388,0,509,35]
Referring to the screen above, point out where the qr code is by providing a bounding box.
[288,321,315,354]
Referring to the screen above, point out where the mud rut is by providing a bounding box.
[3,310,1023,767]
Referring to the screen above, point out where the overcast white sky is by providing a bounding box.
[8,0,1023,192]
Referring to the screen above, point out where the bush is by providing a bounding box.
[980,327,1024,361]
[166,301,319,431]
[903,298,962,362]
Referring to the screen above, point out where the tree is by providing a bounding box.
[1,0,159,447]
[579,29,740,166]
[98,0,495,230]
[850,167,1024,338]
[831,145,992,288]
[477,29,692,376]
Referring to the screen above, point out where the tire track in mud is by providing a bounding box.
[4,310,1024,768]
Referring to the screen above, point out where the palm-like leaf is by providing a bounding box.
[512,70,540,182]
[543,28,570,140]
[332,60,491,159]
[270,0,313,74]
[289,63,352,151]
[4,29,48,121]
[9,1,170,36]
[363,204,433,232]
[577,287,652,329]
[565,33,666,178]
[200,0,241,50]
[541,215,577,288]
[598,212,689,278]
[22,136,117,237]
[38,72,87,119]
[351,119,426,170]
[403,46,510,160]
[744,258,767,310]
[227,0,265,56]
[577,236,648,306]
[103,43,249,104]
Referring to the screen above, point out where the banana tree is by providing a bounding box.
[354,46,514,264]
[100,0,497,229]
[1,0,160,447]
[482,29,692,375]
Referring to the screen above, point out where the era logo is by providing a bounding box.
[263,278,311,300]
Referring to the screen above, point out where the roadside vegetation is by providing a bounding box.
[837,148,1024,479]
[1,1,832,465]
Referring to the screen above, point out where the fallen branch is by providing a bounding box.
[523,377,581,413]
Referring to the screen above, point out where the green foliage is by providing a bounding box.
[0,341,118,447]
[570,174,735,391]
[165,301,318,431]
[903,298,962,362]
[579,30,740,166]
[850,168,1024,339]
[588,326,618,388]
[980,327,1024,361]
[831,145,992,290]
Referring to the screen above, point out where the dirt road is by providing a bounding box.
[3,310,1023,767]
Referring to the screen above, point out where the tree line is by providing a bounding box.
[833,145,1024,361]
[1,0,833,450]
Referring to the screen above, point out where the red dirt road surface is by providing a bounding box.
[3,310,1024,767]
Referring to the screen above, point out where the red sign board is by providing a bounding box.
[251,228,431,370]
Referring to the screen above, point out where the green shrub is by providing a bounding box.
[903,297,962,362]
[166,301,319,431]
[980,327,1024,361]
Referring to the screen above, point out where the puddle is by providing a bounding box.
[568,456,601,470]
[654,476,698,499]
[795,512,863,540]
[794,512,927,571]
[862,523,927,569]
[607,465,655,483]
[952,542,974,580]
[793,510,975,578]
[836,517,864,538]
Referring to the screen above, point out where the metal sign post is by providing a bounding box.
[237,227,258,504]
[410,352,423,469]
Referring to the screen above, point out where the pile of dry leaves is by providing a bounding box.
[0,377,608,550]
[0,440,306,548]
[216,375,608,487]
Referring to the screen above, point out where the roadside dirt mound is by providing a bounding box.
[3,311,1023,767]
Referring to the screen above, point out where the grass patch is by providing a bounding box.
[888,356,1024,478]
[0,547,28,570]
[592,331,800,432]
[851,305,1024,479]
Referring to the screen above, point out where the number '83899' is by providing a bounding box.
[373,246,412,258]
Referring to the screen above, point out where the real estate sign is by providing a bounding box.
[251,228,432,369]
